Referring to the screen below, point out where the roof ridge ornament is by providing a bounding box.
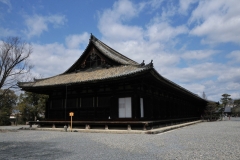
[145,60,153,68]
[140,60,145,66]
[90,33,97,42]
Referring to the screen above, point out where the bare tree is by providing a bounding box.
[0,37,33,91]
[202,91,207,100]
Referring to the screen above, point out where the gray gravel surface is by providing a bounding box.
[1,118,240,160]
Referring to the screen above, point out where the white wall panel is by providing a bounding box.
[118,97,132,118]
[140,98,144,118]
[125,97,132,118]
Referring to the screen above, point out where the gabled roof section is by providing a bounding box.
[64,34,138,74]
[91,35,138,65]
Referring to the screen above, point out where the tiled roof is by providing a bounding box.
[19,65,149,87]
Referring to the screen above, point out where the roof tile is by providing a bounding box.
[20,65,148,87]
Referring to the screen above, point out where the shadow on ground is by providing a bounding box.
[0,141,71,160]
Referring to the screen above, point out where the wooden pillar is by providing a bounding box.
[132,94,139,119]
[146,97,151,119]
[110,85,117,119]
[45,100,50,120]
[168,97,172,118]
[162,97,166,119]
[150,97,154,119]
[92,86,99,120]
[158,99,161,119]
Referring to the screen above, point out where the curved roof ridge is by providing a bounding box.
[63,37,93,74]
[63,34,139,74]
[90,34,139,65]
[151,68,207,102]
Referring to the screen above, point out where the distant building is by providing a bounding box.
[9,114,16,125]
[18,34,208,129]
[224,107,232,115]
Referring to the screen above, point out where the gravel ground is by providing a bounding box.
[0,118,240,160]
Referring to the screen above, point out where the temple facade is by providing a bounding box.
[18,35,207,129]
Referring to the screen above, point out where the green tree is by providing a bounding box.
[0,89,17,125]
[233,99,240,107]
[220,94,232,119]
[17,92,48,123]
[220,94,232,107]
[204,102,219,121]
[232,99,240,116]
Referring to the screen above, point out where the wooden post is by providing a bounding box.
[69,112,74,132]
[71,116,72,131]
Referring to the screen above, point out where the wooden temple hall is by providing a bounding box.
[18,34,207,130]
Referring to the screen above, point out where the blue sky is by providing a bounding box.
[1,0,240,101]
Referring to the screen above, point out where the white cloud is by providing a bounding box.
[178,0,198,15]
[65,32,89,49]
[163,62,224,83]
[217,68,240,83]
[171,64,240,101]
[0,27,16,37]
[189,0,240,44]
[143,0,164,11]
[179,83,206,96]
[24,14,67,38]
[146,22,188,42]
[0,0,12,12]
[227,50,240,63]
[177,74,240,101]
[100,23,143,42]
[181,50,218,60]
[226,82,240,91]
[230,92,240,100]
[98,0,144,41]
[110,0,140,20]
[31,42,82,77]
[105,40,179,67]
[98,0,187,65]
